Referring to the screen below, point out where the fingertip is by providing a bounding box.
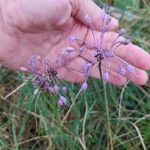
[109,17,119,30]
[135,71,149,85]
[72,0,119,31]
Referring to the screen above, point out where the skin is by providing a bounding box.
[0,0,150,85]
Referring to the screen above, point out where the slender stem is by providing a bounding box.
[98,61,113,150]
[61,90,81,124]
[117,81,129,127]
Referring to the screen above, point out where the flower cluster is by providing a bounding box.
[27,55,68,106]
[67,6,137,90]
[26,5,138,106]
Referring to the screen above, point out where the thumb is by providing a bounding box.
[71,0,119,31]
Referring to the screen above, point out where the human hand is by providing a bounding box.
[0,0,150,85]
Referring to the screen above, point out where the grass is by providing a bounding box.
[0,0,150,149]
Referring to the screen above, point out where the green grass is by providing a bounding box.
[0,0,150,149]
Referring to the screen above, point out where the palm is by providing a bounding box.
[0,0,150,85]
[0,0,83,81]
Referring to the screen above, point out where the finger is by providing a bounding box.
[57,67,85,83]
[66,57,127,86]
[70,0,119,31]
[80,48,148,85]
[84,30,150,70]
[103,57,148,85]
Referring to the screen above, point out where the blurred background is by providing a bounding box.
[0,0,150,149]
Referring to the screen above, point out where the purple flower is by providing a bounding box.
[60,47,76,58]
[65,47,75,53]
[44,81,54,93]
[53,85,59,93]
[84,14,92,24]
[81,81,88,91]
[118,39,130,45]
[58,96,67,106]
[68,35,77,42]
[119,67,126,75]
[102,72,109,81]
[62,87,67,93]
[105,50,115,58]
[27,56,38,73]
[126,65,134,73]
[79,47,86,53]
[81,63,92,76]
[118,28,126,36]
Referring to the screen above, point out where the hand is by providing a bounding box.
[0,0,149,85]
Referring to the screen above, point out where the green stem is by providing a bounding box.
[98,62,113,150]
[61,89,81,124]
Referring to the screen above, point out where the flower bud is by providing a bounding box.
[126,65,134,73]
[62,87,67,93]
[118,28,126,36]
[68,35,77,42]
[58,96,67,106]
[81,81,88,91]
[119,67,126,75]
[53,85,59,93]
[84,14,92,24]
[102,72,109,81]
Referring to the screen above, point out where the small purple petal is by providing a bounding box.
[68,35,77,42]
[43,58,49,66]
[60,96,67,103]
[60,47,76,58]
[58,96,67,106]
[102,72,109,81]
[84,14,92,24]
[65,47,75,53]
[81,63,92,75]
[79,47,86,53]
[118,28,126,36]
[126,65,134,73]
[119,67,126,75]
[44,81,54,92]
[53,85,59,93]
[62,87,67,93]
[27,56,38,72]
[58,99,64,106]
[119,39,130,45]
[106,16,111,25]
[81,81,88,91]
[105,50,115,58]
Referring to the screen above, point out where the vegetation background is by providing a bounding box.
[0,0,150,149]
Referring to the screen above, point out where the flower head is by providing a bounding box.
[81,81,88,91]
[58,96,67,107]
[27,56,67,106]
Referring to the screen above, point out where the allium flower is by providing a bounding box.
[81,81,88,91]
[119,67,126,75]
[84,14,92,24]
[27,55,67,106]
[102,72,110,81]
[126,65,134,73]
[118,28,126,36]
[62,86,67,93]
[68,35,77,42]
[67,5,137,90]
[53,85,59,93]
[58,96,67,106]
